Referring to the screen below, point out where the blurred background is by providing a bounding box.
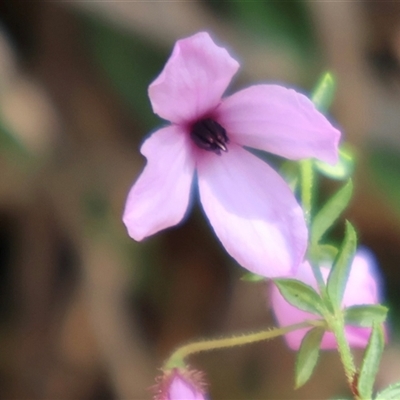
[1,1,400,399]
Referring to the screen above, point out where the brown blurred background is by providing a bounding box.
[1,1,400,399]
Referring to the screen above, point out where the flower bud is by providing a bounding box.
[154,367,208,400]
[270,248,386,350]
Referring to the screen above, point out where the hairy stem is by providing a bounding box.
[165,320,318,369]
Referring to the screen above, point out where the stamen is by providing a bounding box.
[190,118,229,155]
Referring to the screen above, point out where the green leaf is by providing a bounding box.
[344,305,388,327]
[376,382,400,400]
[358,323,385,400]
[311,72,336,113]
[311,180,353,246]
[311,244,339,265]
[241,272,266,282]
[326,221,357,309]
[314,146,355,181]
[295,327,324,388]
[273,279,325,315]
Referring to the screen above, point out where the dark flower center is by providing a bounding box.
[190,118,229,155]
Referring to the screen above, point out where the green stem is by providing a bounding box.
[300,160,326,296]
[330,314,359,399]
[310,259,327,302]
[300,159,314,226]
[164,320,318,370]
[300,159,325,287]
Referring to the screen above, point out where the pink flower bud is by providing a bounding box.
[270,248,386,350]
[154,367,208,400]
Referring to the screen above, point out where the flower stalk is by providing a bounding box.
[299,159,314,226]
[330,313,360,399]
[164,320,320,370]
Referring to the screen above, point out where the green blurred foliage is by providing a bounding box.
[79,13,168,131]
[368,146,400,334]
[206,0,317,60]
[369,147,400,220]
[0,117,31,162]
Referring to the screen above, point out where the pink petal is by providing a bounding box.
[217,85,340,164]
[197,144,307,277]
[149,32,239,124]
[342,249,380,307]
[123,125,195,240]
[169,375,206,400]
[270,249,384,350]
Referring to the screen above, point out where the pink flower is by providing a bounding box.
[271,248,384,349]
[154,368,207,400]
[123,32,340,277]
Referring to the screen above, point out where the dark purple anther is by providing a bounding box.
[190,118,229,154]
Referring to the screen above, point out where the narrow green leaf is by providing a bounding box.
[273,279,325,315]
[344,305,388,327]
[295,327,324,388]
[376,382,400,400]
[358,323,385,400]
[311,180,353,246]
[326,221,357,309]
[241,272,266,282]
[311,72,336,113]
[314,244,339,264]
[314,146,355,181]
